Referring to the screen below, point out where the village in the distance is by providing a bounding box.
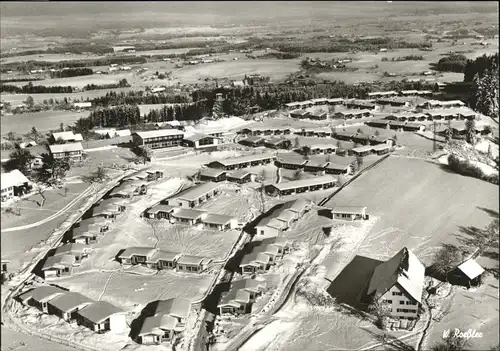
[0,2,499,351]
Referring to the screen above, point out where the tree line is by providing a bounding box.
[0,82,73,94]
[434,53,468,73]
[49,67,93,78]
[2,56,147,71]
[90,90,190,107]
[83,79,130,91]
[464,53,499,82]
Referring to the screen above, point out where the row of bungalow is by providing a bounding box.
[137,298,192,345]
[41,169,166,279]
[117,247,212,273]
[145,205,239,231]
[365,120,426,132]
[239,237,293,274]
[18,286,126,333]
[384,110,476,122]
[239,126,293,137]
[284,98,344,110]
[265,175,338,197]
[276,157,354,175]
[217,278,268,315]
[207,153,275,171]
[198,168,257,183]
[162,182,221,209]
[254,199,312,237]
[289,110,329,120]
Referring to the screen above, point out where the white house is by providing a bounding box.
[76,301,127,333]
[1,169,31,202]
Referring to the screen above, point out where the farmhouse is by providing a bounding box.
[164,182,221,208]
[176,255,211,273]
[366,247,425,320]
[42,255,76,279]
[47,292,94,322]
[118,247,157,266]
[1,169,31,201]
[76,301,127,333]
[182,133,219,149]
[447,258,485,288]
[218,279,267,315]
[239,136,266,147]
[18,286,66,313]
[132,130,184,149]
[255,199,312,236]
[290,109,311,119]
[350,145,373,157]
[265,175,337,196]
[50,131,83,144]
[49,142,84,161]
[92,199,126,219]
[137,298,192,345]
[264,138,292,150]
[207,153,275,171]
[54,243,90,266]
[198,168,227,182]
[331,206,368,221]
[226,170,257,184]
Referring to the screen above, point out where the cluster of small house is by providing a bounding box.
[17,286,127,333]
[275,156,354,175]
[17,285,195,345]
[117,247,212,274]
[217,278,268,315]
[41,170,164,279]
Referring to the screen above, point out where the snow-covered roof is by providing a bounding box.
[172,208,206,220]
[138,314,178,336]
[202,213,235,225]
[54,243,87,256]
[240,251,271,266]
[77,301,124,323]
[176,255,207,266]
[47,292,93,313]
[147,204,175,215]
[457,259,485,280]
[52,131,83,141]
[227,169,256,179]
[119,247,156,259]
[114,129,131,137]
[153,298,192,320]
[325,163,350,171]
[49,142,83,154]
[72,227,99,239]
[219,289,250,307]
[184,133,212,142]
[18,286,66,303]
[352,145,373,153]
[42,254,76,270]
[231,278,267,292]
[371,144,391,151]
[331,206,367,214]
[210,153,275,167]
[133,129,184,139]
[199,168,226,178]
[148,250,179,263]
[270,175,337,191]
[367,247,425,303]
[1,169,29,190]
[176,182,220,202]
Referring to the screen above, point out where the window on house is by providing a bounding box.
[392,292,403,296]
[406,301,417,305]
[384,300,392,304]
[400,301,405,305]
